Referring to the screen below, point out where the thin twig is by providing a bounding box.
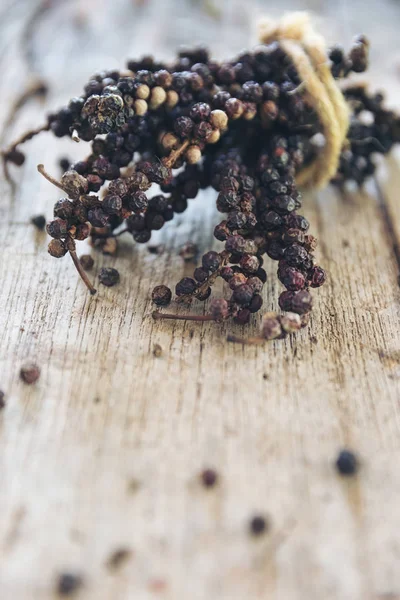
[162,139,190,168]
[153,312,214,322]
[69,247,97,295]
[37,163,66,193]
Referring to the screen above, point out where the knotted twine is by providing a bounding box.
[258,12,349,189]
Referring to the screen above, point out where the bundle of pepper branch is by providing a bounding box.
[3,13,400,343]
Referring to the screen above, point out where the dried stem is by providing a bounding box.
[162,139,190,168]
[3,123,49,155]
[68,246,97,295]
[176,250,231,303]
[152,311,215,322]
[37,163,66,193]
[227,334,265,345]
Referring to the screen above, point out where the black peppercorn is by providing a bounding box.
[202,251,221,272]
[201,468,218,488]
[31,215,46,230]
[152,285,172,306]
[176,277,197,296]
[249,515,268,536]
[336,449,359,476]
[99,267,120,287]
[20,363,41,384]
[56,572,83,596]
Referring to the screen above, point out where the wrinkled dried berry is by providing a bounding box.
[152,285,172,306]
[20,363,41,384]
[99,267,120,287]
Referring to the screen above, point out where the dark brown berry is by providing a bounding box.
[48,239,67,258]
[232,283,253,305]
[202,251,221,272]
[20,363,41,384]
[249,515,268,536]
[176,277,197,296]
[31,215,46,230]
[46,219,68,239]
[152,285,172,306]
[99,267,120,287]
[57,572,83,596]
[79,255,94,271]
[209,298,229,320]
[309,266,326,288]
[201,468,218,488]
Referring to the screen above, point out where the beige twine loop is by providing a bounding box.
[258,12,349,189]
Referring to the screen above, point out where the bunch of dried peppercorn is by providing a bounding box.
[4,35,400,342]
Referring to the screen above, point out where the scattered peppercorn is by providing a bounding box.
[31,215,46,230]
[152,285,172,306]
[56,572,83,596]
[201,468,218,488]
[20,363,40,384]
[153,344,163,357]
[106,547,132,570]
[79,254,94,271]
[99,267,120,287]
[336,449,359,476]
[249,515,268,536]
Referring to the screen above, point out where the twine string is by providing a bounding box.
[258,12,349,189]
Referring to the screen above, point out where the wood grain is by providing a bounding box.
[1,1,400,598]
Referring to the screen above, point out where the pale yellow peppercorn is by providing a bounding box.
[206,129,221,144]
[186,145,202,164]
[136,84,150,100]
[150,86,167,109]
[161,132,179,150]
[210,109,228,130]
[166,90,179,108]
[134,99,148,116]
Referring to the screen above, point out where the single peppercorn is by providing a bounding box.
[46,219,68,239]
[31,215,46,230]
[79,254,94,271]
[201,468,218,488]
[48,239,68,258]
[56,572,83,596]
[209,298,229,320]
[232,283,253,305]
[20,363,41,384]
[99,267,120,287]
[176,277,197,296]
[202,251,221,272]
[0,390,5,410]
[152,285,172,306]
[249,515,268,536]
[336,449,359,476]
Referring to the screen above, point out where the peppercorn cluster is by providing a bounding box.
[9,36,400,339]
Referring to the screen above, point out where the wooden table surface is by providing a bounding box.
[1,0,400,598]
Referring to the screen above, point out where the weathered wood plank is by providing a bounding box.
[1,1,400,599]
